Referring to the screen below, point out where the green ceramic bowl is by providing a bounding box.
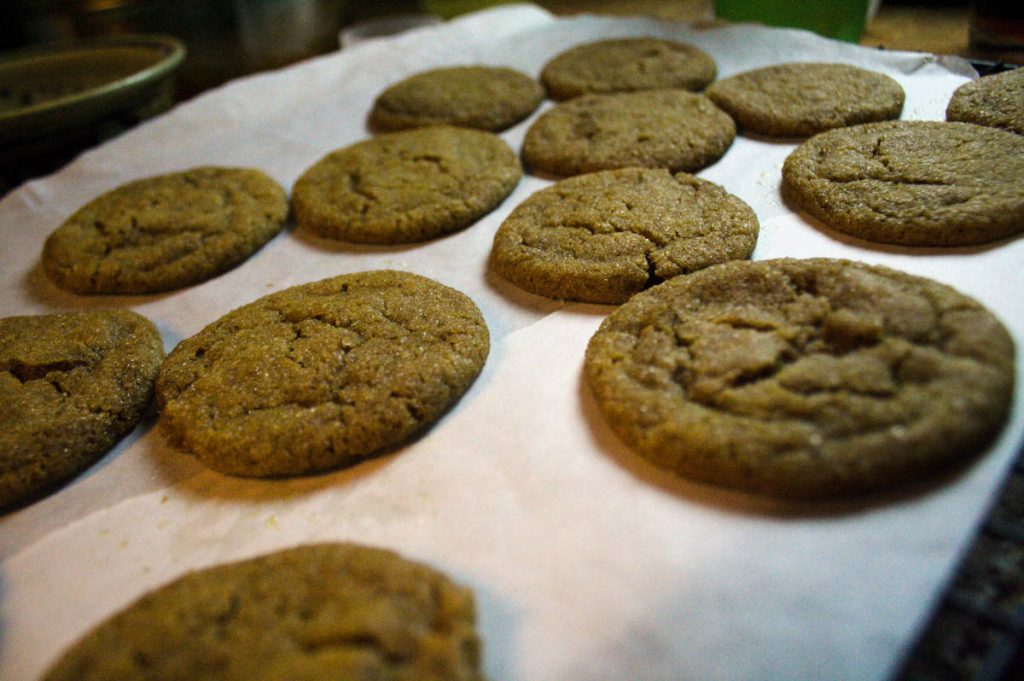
[0,34,186,146]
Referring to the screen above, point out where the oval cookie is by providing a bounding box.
[522,90,735,177]
[705,62,904,137]
[491,168,758,303]
[540,37,717,100]
[43,167,288,294]
[1,309,163,507]
[782,120,1024,246]
[584,258,1015,498]
[43,543,486,681]
[293,126,521,244]
[157,270,489,477]
[946,66,1024,136]
[369,65,544,132]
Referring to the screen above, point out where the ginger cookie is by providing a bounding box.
[1,309,163,507]
[540,37,717,100]
[705,62,904,137]
[946,67,1024,136]
[157,270,489,477]
[522,90,735,177]
[43,167,288,294]
[43,543,486,681]
[491,167,758,303]
[584,258,1015,498]
[782,120,1024,246]
[369,65,543,132]
[292,126,521,244]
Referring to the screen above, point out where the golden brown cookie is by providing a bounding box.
[522,90,735,177]
[42,167,288,294]
[43,543,486,681]
[782,120,1024,246]
[1,309,164,507]
[946,67,1024,136]
[157,270,489,477]
[292,127,521,244]
[540,37,717,100]
[705,63,904,137]
[491,168,758,303]
[584,258,1015,498]
[369,65,544,132]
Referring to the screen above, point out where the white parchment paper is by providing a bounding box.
[2,5,1022,680]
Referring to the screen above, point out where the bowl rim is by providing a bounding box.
[0,34,186,134]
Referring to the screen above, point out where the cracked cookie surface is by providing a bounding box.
[490,168,758,303]
[946,66,1024,136]
[43,543,486,681]
[369,65,543,132]
[1,309,163,507]
[705,63,904,137]
[584,258,1015,498]
[782,120,1024,246]
[43,167,288,294]
[156,270,489,477]
[292,127,521,244]
[522,90,735,177]
[540,37,716,100]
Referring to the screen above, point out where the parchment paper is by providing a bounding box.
[2,5,1022,680]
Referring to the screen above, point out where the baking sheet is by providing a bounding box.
[2,4,1022,680]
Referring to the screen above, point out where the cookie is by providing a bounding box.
[293,126,521,244]
[43,543,486,681]
[782,120,1024,246]
[705,62,905,137]
[946,66,1024,136]
[522,90,735,177]
[157,270,489,477]
[43,167,288,294]
[491,168,758,303]
[540,37,717,100]
[584,258,1015,499]
[369,65,544,132]
[1,309,163,507]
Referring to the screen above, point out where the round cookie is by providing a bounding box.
[369,65,544,132]
[782,120,1024,246]
[705,62,905,137]
[43,167,288,294]
[1,309,163,507]
[522,90,735,177]
[491,168,759,304]
[157,270,489,477]
[946,66,1024,136]
[292,126,521,244]
[43,543,486,681]
[540,37,717,100]
[584,258,1015,499]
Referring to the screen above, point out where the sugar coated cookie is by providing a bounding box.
[782,120,1024,246]
[1,309,163,506]
[43,543,486,681]
[706,62,904,137]
[43,167,288,294]
[491,167,758,303]
[293,126,521,243]
[946,66,1024,136]
[157,270,489,477]
[540,37,717,100]
[585,258,1015,498]
[522,90,735,176]
[369,65,543,132]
